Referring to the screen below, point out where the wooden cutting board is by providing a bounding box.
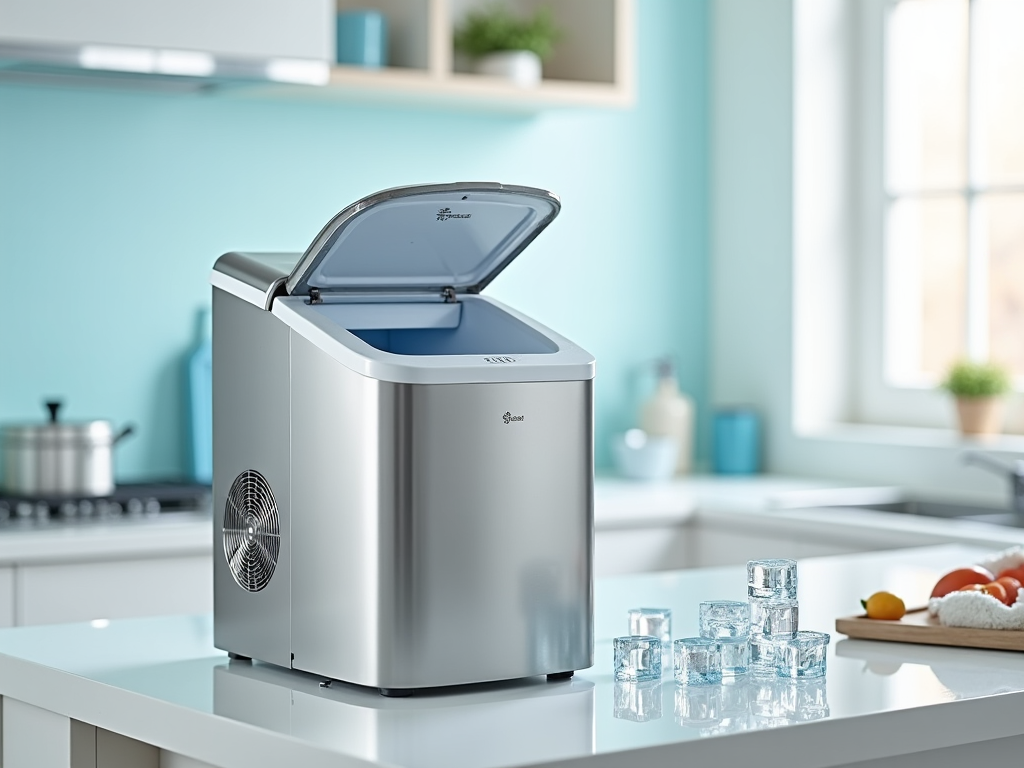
[835,607,1024,652]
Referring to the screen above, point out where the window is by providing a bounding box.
[882,0,1024,389]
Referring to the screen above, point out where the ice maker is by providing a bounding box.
[210,182,594,695]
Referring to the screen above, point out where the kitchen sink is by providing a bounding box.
[773,451,1024,529]
[769,487,1024,529]
[822,498,1024,529]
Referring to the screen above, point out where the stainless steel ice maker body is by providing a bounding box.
[211,183,595,693]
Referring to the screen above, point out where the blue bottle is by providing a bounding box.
[186,308,213,485]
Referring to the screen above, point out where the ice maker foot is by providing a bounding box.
[547,671,574,682]
[380,688,414,698]
[227,652,251,662]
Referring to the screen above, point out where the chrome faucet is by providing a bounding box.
[963,450,1024,517]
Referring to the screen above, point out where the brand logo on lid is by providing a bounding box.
[437,207,472,221]
[503,411,524,424]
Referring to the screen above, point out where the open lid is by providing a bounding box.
[285,182,560,297]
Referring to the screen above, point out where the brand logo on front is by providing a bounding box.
[437,207,472,221]
[503,411,524,424]
[484,356,515,364]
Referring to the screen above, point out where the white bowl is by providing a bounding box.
[612,429,679,481]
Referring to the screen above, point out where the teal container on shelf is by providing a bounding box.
[186,309,213,485]
[336,10,388,67]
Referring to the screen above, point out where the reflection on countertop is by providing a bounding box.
[611,676,829,732]
[214,660,597,768]
[835,637,1024,702]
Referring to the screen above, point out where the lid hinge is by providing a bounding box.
[303,287,458,304]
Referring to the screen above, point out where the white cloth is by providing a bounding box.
[928,546,1024,630]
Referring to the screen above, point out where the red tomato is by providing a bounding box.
[931,566,996,598]
[995,577,1022,605]
[996,566,1024,585]
[956,582,1008,603]
[984,582,1009,603]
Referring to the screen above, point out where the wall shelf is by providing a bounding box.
[318,0,635,110]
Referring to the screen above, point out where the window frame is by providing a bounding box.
[856,0,1024,430]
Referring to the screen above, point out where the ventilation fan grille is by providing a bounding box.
[223,469,280,592]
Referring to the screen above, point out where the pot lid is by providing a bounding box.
[0,401,114,446]
[3,421,114,446]
[285,182,560,297]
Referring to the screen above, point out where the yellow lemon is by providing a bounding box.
[861,591,906,620]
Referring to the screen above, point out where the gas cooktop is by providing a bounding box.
[0,481,212,525]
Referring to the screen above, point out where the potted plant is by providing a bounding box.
[454,4,562,87]
[940,360,1012,436]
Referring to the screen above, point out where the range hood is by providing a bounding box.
[0,0,332,88]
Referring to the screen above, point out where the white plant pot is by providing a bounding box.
[474,50,542,87]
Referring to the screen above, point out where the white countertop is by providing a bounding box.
[1,544,1023,767]
[0,511,212,565]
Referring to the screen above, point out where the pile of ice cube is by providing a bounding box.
[613,558,830,685]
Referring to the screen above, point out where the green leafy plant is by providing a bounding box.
[454,4,562,60]
[940,360,1012,398]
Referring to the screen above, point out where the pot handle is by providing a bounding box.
[114,424,135,445]
[45,400,62,423]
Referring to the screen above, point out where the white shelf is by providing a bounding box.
[246,67,633,111]
[321,0,635,110]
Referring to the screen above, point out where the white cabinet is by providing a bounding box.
[0,0,331,86]
[0,0,331,60]
[596,527,689,578]
[683,525,802,568]
[0,514,213,627]
[14,556,212,627]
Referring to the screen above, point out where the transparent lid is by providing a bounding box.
[285,182,560,297]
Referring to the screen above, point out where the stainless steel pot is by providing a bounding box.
[1,401,134,497]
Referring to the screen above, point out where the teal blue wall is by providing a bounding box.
[0,0,708,481]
